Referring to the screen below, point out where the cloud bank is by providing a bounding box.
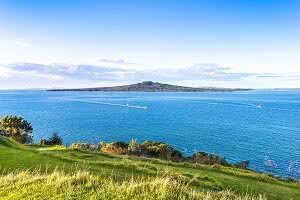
[8,63,130,81]
[0,62,299,89]
[98,58,142,66]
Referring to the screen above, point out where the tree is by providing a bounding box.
[0,116,33,143]
[40,132,63,145]
[48,132,63,145]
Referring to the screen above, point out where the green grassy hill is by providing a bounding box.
[0,136,299,200]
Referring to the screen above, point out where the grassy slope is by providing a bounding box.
[0,136,299,200]
[0,171,269,200]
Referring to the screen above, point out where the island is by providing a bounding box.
[48,81,250,92]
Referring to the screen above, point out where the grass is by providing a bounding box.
[0,170,268,200]
[0,136,299,200]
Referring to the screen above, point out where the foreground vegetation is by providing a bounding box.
[0,170,267,200]
[70,140,244,168]
[0,136,299,200]
[0,115,33,143]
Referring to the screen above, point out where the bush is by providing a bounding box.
[39,132,63,145]
[69,143,81,150]
[128,139,141,155]
[39,139,48,145]
[234,160,250,169]
[98,140,183,161]
[70,138,238,168]
[192,152,228,166]
[69,143,96,151]
[140,141,183,162]
[0,116,33,143]
[101,142,129,154]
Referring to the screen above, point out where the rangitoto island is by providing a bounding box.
[47,81,251,92]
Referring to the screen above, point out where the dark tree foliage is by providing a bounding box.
[192,151,228,166]
[139,141,183,161]
[48,132,63,145]
[0,116,33,144]
[98,140,183,161]
[234,160,250,169]
[40,132,63,145]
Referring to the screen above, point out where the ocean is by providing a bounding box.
[0,90,299,179]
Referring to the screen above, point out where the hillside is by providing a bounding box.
[48,81,250,92]
[0,136,299,200]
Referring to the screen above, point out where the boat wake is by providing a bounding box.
[54,98,147,109]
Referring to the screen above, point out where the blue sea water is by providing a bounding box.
[0,90,299,179]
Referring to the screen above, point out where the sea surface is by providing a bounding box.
[0,90,299,179]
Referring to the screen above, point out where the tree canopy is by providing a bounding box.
[40,132,63,145]
[0,116,33,143]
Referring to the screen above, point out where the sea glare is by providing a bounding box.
[0,90,299,179]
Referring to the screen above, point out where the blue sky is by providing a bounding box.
[0,0,299,89]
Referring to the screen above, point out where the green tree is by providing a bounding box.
[0,116,33,143]
[48,132,63,145]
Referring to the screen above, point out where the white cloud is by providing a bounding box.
[5,62,129,81]
[0,66,12,78]
[15,40,31,48]
[98,58,143,66]
[0,62,299,89]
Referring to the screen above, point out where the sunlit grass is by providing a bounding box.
[0,170,267,200]
[36,145,66,151]
[0,136,299,200]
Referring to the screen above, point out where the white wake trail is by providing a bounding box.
[57,98,147,109]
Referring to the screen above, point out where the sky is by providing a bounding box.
[0,0,300,89]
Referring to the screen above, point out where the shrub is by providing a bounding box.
[140,141,166,158]
[39,139,48,145]
[100,142,129,154]
[98,141,106,151]
[128,139,141,155]
[98,140,183,161]
[287,177,297,183]
[234,160,250,169]
[170,149,183,162]
[140,141,183,162]
[70,143,93,151]
[40,132,63,145]
[0,116,33,143]
[192,152,228,165]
